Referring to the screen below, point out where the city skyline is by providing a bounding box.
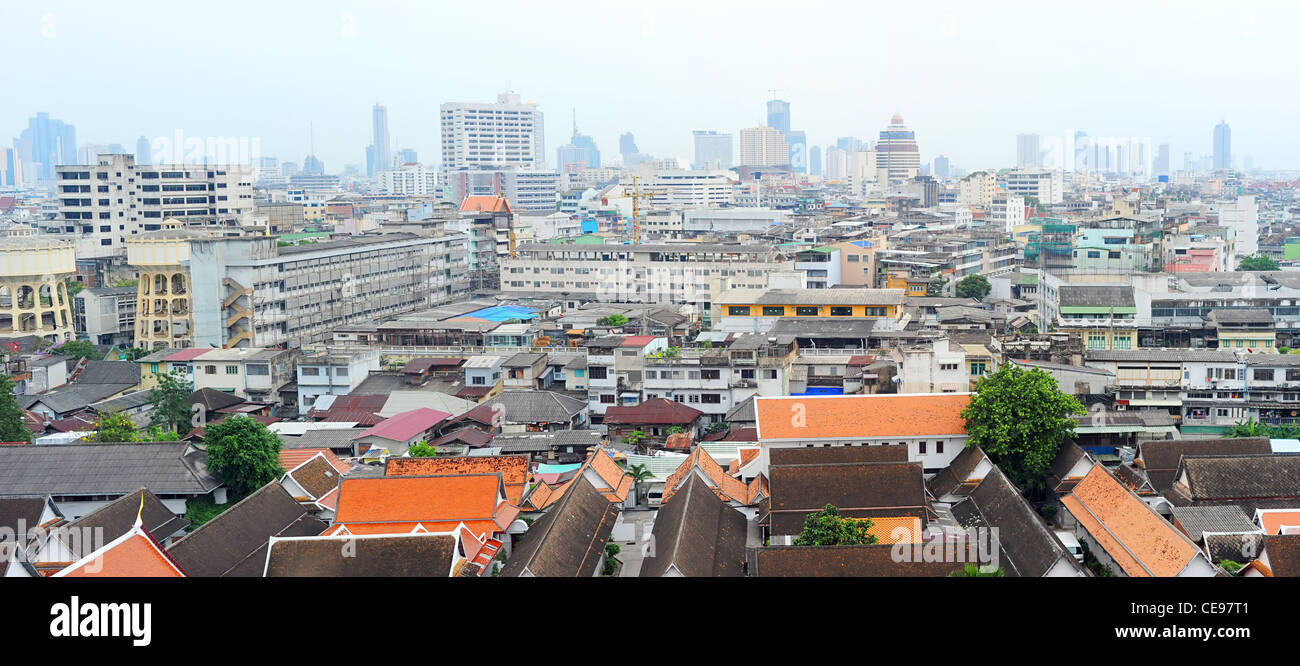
[4,1,1296,174]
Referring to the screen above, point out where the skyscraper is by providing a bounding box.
[933,155,950,179]
[303,154,325,175]
[370,104,392,177]
[692,130,733,170]
[557,111,600,172]
[766,99,790,137]
[739,127,789,167]
[876,114,920,182]
[13,112,77,182]
[1154,143,1171,178]
[0,147,22,187]
[787,130,807,173]
[440,92,545,170]
[809,145,822,176]
[836,137,862,154]
[1213,119,1231,171]
[135,135,152,165]
[1016,133,1041,168]
[619,132,650,167]
[824,147,848,181]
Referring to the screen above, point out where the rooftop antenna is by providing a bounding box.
[572,108,578,137]
[309,122,315,157]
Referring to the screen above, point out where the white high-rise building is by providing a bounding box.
[849,150,882,196]
[876,114,920,182]
[440,92,545,170]
[616,170,736,209]
[693,130,733,170]
[54,154,254,258]
[1003,168,1064,205]
[1017,133,1041,168]
[958,171,996,208]
[739,127,789,167]
[824,147,849,181]
[377,163,438,196]
[1215,195,1258,261]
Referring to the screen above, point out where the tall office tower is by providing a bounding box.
[824,147,848,180]
[1213,119,1231,171]
[1154,143,1171,177]
[371,104,392,178]
[787,130,808,173]
[1016,133,1041,168]
[876,114,920,182]
[1,147,22,187]
[135,136,152,165]
[281,162,300,178]
[303,154,325,175]
[692,130,733,170]
[809,145,822,176]
[14,112,77,182]
[399,149,418,164]
[739,126,789,167]
[836,136,862,154]
[1073,131,1093,171]
[440,92,545,169]
[933,155,950,179]
[1184,151,1195,173]
[54,154,254,258]
[619,132,652,168]
[766,99,791,137]
[556,111,600,172]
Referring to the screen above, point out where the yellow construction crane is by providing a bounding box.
[622,174,667,244]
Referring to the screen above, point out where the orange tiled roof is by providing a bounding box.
[663,448,760,506]
[1061,465,1199,577]
[326,519,504,540]
[280,448,349,475]
[334,475,516,534]
[866,516,924,545]
[57,530,185,578]
[386,455,530,504]
[754,394,971,440]
[1258,510,1300,535]
[525,448,631,510]
[460,195,511,214]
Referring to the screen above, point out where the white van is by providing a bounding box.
[1055,530,1084,563]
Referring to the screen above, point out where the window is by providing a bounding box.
[936,441,944,454]
[301,367,320,376]
[701,369,720,380]
[971,362,987,376]
[472,375,485,385]
[205,365,217,375]
[863,307,887,316]
[701,394,721,404]
[727,306,751,316]
[1086,250,1101,259]
[940,363,959,371]
[589,366,608,379]
[762,306,785,316]
[919,441,927,454]
[830,306,853,316]
[795,306,818,316]
[225,365,238,375]
[600,394,615,404]
[335,367,348,377]
[1254,369,1275,381]
[741,369,755,379]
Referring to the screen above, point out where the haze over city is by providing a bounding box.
[4,0,1298,172]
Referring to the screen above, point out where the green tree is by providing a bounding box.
[64,279,84,299]
[1238,255,1279,271]
[926,272,947,296]
[955,274,992,300]
[793,504,879,546]
[111,277,139,288]
[666,425,685,435]
[962,364,1086,491]
[597,314,629,327]
[949,562,1005,577]
[623,429,646,449]
[203,415,285,497]
[92,410,139,442]
[148,370,194,434]
[407,441,437,457]
[705,421,730,434]
[1218,559,1243,576]
[58,340,100,361]
[119,347,151,361]
[0,375,34,444]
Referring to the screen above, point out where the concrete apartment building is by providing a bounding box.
[296,347,381,415]
[502,243,787,315]
[54,154,254,259]
[181,232,468,349]
[72,285,136,346]
[618,170,736,209]
[1002,168,1064,205]
[738,126,789,167]
[376,163,438,196]
[440,92,545,170]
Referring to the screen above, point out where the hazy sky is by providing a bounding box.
[5,1,1299,172]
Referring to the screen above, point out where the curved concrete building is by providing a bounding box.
[0,225,77,342]
[126,222,212,349]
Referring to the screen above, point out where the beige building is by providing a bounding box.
[739,127,789,167]
[0,225,76,342]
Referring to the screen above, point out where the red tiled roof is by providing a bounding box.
[280,448,350,475]
[56,528,185,578]
[460,195,511,214]
[755,394,970,440]
[164,348,211,362]
[351,407,451,442]
[1061,465,1199,577]
[603,398,703,426]
[721,427,759,442]
[334,474,516,535]
[618,336,658,347]
[387,455,529,504]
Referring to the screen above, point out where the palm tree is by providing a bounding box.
[628,463,654,506]
[1226,419,1271,438]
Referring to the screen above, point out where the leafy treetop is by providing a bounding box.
[793,504,879,546]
